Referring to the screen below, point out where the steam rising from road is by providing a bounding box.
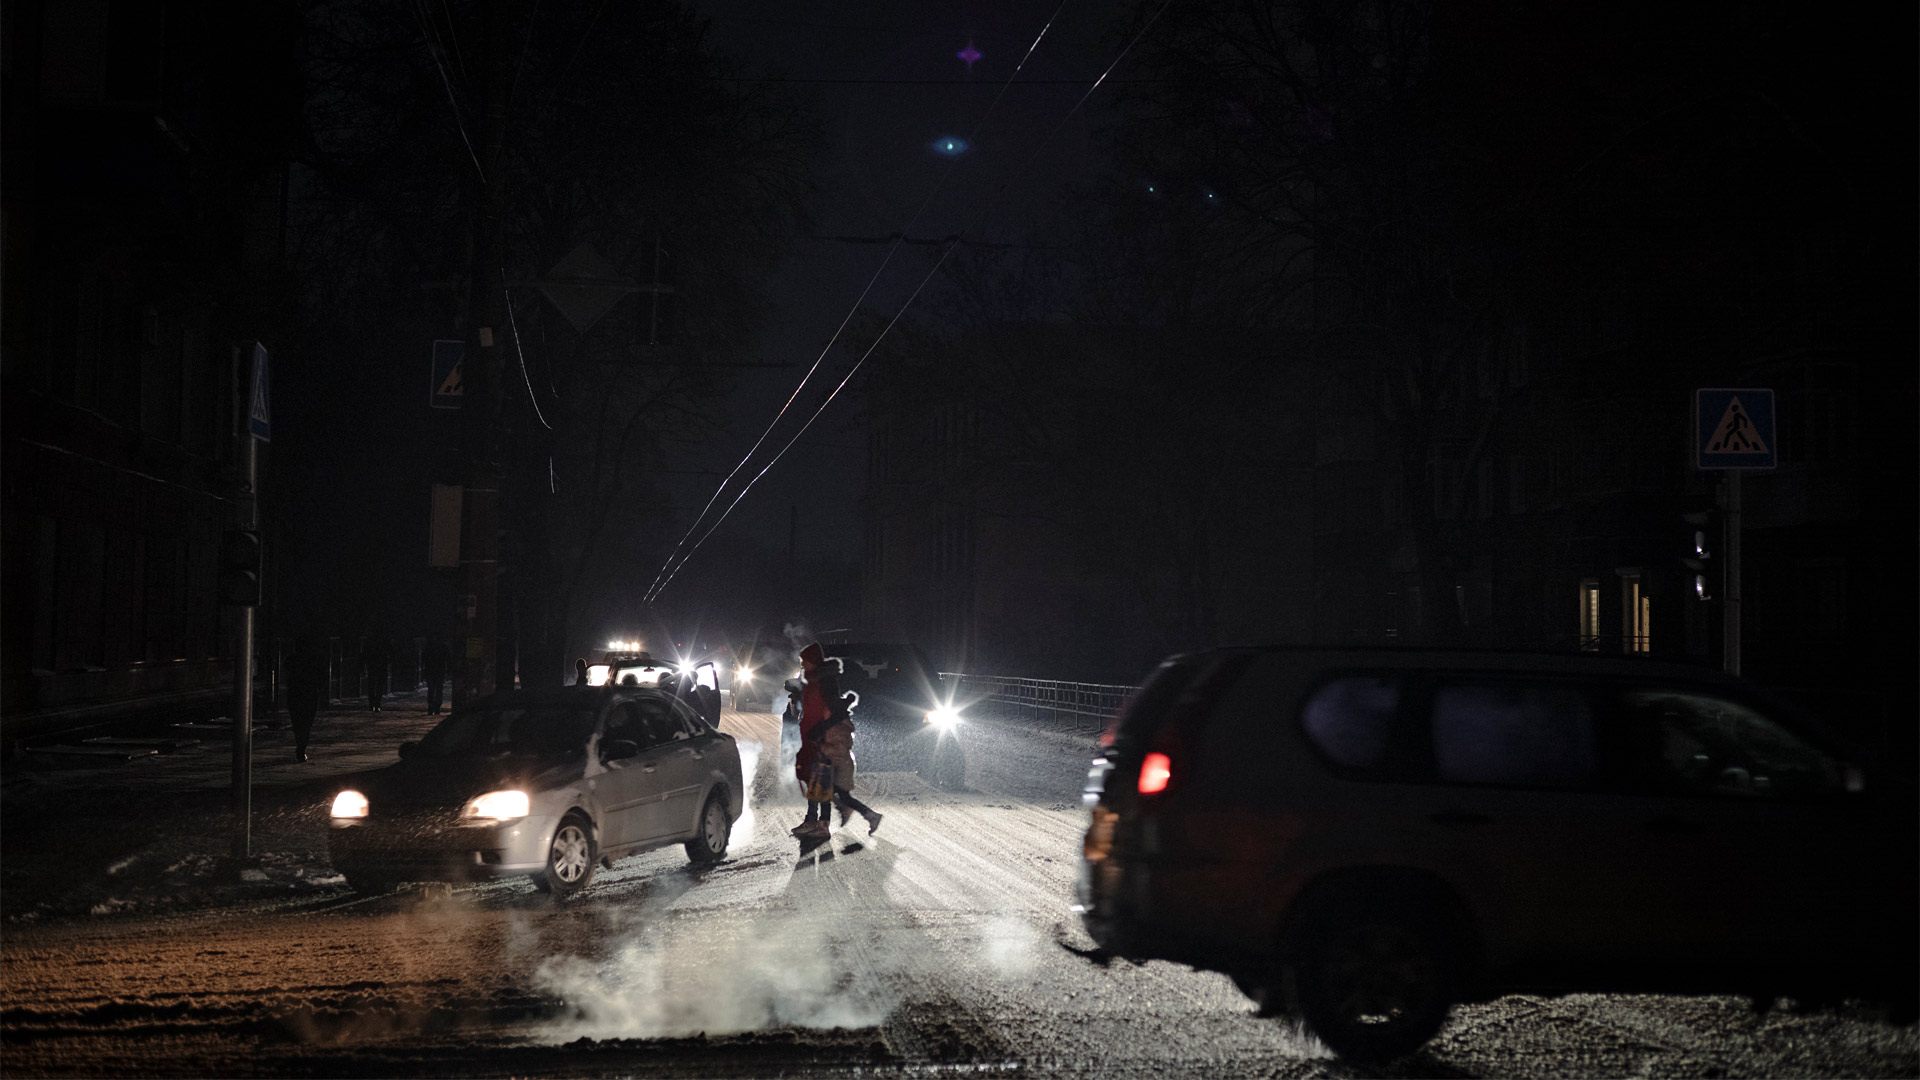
[527,734,894,1042]
[731,739,760,847]
[531,909,891,1041]
[981,915,1040,976]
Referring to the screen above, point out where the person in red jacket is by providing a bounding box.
[792,644,837,837]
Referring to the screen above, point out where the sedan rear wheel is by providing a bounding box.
[685,792,731,864]
[532,814,596,898]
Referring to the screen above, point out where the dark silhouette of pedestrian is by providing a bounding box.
[421,638,450,715]
[286,635,326,762]
[363,637,389,712]
[792,644,840,838]
[823,687,881,836]
[574,657,589,686]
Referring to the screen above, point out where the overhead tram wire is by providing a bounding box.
[410,0,484,184]
[501,269,551,432]
[639,0,1074,605]
[643,0,1175,604]
[645,240,962,605]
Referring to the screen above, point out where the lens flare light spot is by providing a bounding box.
[931,135,970,157]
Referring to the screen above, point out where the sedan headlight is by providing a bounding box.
[462,790,531,822]
[925,706,963,731]
[330,790,369,819]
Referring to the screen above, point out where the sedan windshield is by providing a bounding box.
[415,702,597,758]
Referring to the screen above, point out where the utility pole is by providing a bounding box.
[1722,472,1742,677]
[225,343,270,858]
[454,0,514,705]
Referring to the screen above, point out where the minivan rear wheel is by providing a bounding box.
[1291,901,1454,1062]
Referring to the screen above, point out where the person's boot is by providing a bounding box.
[865,812,883,836]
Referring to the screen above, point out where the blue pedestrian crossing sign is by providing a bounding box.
[1695,388,1775,470]
[431,339,464,410]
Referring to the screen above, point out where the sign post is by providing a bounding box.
[1694,389,1775,677]
[231,343,270,859]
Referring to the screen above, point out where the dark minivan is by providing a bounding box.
[1076,647,1916,1062]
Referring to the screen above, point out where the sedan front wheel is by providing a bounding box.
[532,814,596,898]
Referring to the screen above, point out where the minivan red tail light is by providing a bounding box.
[1138,752,1172,795]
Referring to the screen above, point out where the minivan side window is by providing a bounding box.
[1622,690,1842,799]
[1301,676,1399,770]
[1431,683,1598,788]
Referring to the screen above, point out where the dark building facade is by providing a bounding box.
[863,304,1910,754]
[1,0,301,739]
[858,324,1316,683]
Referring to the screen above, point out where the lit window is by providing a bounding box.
[1578,579,1600,652]
[1621,573,1651,655]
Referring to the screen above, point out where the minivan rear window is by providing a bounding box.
[1301,676,1399,769]
[1431,683,1597,788]
[1107,656,1203,748]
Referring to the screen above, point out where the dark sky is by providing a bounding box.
[657,1,1121,585]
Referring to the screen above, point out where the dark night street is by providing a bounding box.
[4,695,1915,1078]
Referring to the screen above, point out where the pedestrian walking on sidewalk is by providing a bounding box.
[286,635,326,762]
[421,638,450,715]
[363,636,389,712]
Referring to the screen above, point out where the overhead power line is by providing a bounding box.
[641,0,1074,605]
[645,0,1175,604]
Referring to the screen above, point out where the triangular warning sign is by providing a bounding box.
[1705,395,1768,454]
[438,361,464,397]
[250,366,271,423]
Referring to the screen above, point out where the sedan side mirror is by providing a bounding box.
[602,738,640,762]
[398,740,419,760]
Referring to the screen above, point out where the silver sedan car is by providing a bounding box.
[326,685,743,897]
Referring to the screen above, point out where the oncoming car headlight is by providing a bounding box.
[462,790,531,822]
[925,706,963,731]
[330,790,369,819]
[736,666,754,681]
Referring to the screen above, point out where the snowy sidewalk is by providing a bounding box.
[0,696,445,924]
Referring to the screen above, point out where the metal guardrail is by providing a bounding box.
[940,673,1134,721]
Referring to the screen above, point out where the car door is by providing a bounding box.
[690,662,722,727]
[594,701,660,850]
[634,696,711,839]
[1405,676,1659,974]
[1612,686,1868,969]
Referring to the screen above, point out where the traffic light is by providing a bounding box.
[219,527,262,607]
[1680,511,1717,601]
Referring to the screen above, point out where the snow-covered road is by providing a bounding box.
[3,706,1915,1077]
